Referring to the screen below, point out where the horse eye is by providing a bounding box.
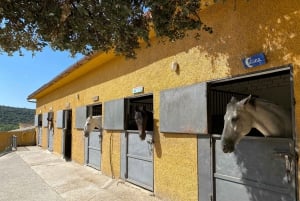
[231,117,239,122]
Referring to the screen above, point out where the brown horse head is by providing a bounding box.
[47,117,54,130]
[134,106,152,140]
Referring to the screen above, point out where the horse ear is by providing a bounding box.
[230,96,238,103]
[240,95,255,106]
[247,95,256,106]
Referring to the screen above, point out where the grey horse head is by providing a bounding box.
[221,95,254,153]
[83,115,101,137]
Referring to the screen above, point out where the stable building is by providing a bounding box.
[28,0,300,200]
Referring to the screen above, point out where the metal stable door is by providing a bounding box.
[47,112,54,152]
[105,98,154,190]
[124,131,154,191]
[37,126,42,146]
[35,114,42,146]
[47,127,54,151]
[213,137,296,201]
[86,130,102,170]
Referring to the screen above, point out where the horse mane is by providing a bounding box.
[254,97,279,105]
[253,97,289,114]
[246,97,291,137]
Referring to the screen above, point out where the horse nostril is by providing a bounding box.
[84,131,89,137]
[223,144,234,153]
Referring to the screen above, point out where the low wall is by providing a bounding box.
[0,126,36,152]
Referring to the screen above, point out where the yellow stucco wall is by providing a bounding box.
[12,129,36,146]
[33,0,300,200]
[0,129,36,152]
[101,131,121,178]
[0,131,12,151]
[41,127,48,149]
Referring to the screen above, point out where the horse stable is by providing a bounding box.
[27,1,300,200]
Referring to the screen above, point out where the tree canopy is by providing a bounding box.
[0,1,212,58]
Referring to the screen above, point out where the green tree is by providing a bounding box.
[0,0,212,58]
[0,106,34,131]
[0,123,18,131]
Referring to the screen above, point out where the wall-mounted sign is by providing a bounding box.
[92,96,99,102]
[132,86,144,94]
[242,53,266,68]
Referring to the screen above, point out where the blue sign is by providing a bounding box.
[242,53,266,68]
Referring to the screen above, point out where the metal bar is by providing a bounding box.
[88,146,101,151]
[289,65,298,201]
[126,130,153,134]
[214,173,291,195]
[126,178,153,191]
[127,154,152,162]
[87,163,100,170]
[211,136,216,201]
[209,66,291,85]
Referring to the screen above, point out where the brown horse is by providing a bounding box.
[134,106,153,140]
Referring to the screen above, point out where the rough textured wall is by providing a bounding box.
[154,134,198,201]
[0,129,36,152]
[0,132,12,151]
[53,123,62,155]
[11,130,36,146]
[41,127,48,149]
[33,0,300,200]
[101,131,121,178]
[72,129,85,163]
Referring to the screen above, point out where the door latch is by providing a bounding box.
[147,137,154,153]
[274,152,294,183]
[146,138,154,145]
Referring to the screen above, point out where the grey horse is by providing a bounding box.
[221,95,292,153]
[83,115,101,137]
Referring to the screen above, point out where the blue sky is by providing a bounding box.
[0,48,83,109]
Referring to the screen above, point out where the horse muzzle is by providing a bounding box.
[221,138,235,153]
[222,143,235,153]
[84,131,90,137]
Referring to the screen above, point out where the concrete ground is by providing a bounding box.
[0,146,161,201]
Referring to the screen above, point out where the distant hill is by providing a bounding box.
[0,105,35,131]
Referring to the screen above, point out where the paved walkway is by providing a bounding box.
[0,146,161,201]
